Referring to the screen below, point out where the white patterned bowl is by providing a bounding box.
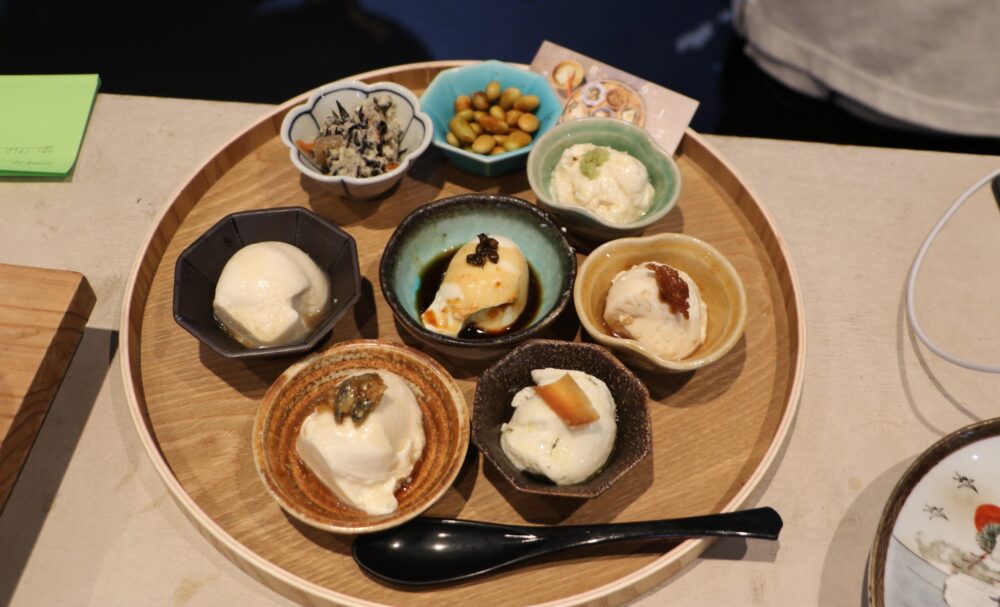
[280,80,433,199]
[871,419,1000,606]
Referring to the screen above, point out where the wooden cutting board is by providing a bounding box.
[0,263,96,513]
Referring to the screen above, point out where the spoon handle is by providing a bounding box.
[534,507,782,550]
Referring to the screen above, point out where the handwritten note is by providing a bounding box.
[0,75,100,177]
[530,42,698,155]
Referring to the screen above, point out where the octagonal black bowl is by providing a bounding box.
[378,194,577,361]
[173,206,361,359]
[473,339,652,498]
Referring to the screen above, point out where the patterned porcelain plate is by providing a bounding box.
[870,419,1000,606]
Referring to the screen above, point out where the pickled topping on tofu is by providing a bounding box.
[647,262,690,319]
[500,368,617,485]
[533,373,600,427]
[604,262,707,360]
[420,234,529,337]
[332,372,388,424]
[551,143,654,224]
[297,370,425,515]
[465,233,500,267]
[579,147,610,179]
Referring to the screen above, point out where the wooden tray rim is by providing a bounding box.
[119,60,807,607]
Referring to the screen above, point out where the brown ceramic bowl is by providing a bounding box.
[472,339,651,498]
[574,233,747,373]
[252,340,469,534]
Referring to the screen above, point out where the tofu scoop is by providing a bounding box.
[421,234,529,337]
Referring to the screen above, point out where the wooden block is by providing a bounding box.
[0,263,96,513]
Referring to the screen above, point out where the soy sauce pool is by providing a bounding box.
[417,247,542,339]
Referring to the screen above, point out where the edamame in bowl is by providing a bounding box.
[420,61,562,178]
[527,117,682,242]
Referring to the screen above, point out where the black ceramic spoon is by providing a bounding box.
[352,507,783,585]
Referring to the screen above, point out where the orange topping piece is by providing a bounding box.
[533,373,599,427]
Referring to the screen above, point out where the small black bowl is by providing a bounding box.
[378,194,577,361]
[473,339,652,498]
[173,206,361,359]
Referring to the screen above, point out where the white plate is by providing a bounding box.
[870,419,1000,606]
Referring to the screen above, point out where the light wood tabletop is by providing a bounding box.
[1,92,998,606]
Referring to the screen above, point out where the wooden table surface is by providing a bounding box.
[1,93,999,607]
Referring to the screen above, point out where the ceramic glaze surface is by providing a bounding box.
[420,61,562,177]
[886,435,1000,606]
[472,339,651,498]
[389,206,569,320]
[574,232,746,373]
[527,118,681,241]
[252,340,469,534]
[173,207,361,359]
[379,194,576,359]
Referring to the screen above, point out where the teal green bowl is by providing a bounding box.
[378,194,576,360]
[420,61,562,178]
[526,117,682,242]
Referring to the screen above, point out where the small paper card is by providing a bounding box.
[530,41,698,154]
[0,74,101,177]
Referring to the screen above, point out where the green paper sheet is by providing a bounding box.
[0,74,100,177]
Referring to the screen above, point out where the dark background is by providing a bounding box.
[1,0,997,154]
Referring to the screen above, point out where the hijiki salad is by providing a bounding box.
[296,95,404,178]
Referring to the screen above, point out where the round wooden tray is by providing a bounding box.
[121,61,805,607]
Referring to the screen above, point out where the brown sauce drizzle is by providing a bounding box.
[647,263,689,319]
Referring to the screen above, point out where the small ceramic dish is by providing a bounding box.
[472,339,651,498]
[419,60,562,178]
[526,117,682,242]
[252,340,469,534]
[379,193,576,360]
[280,80,433,199]
[574,233,746,373]
[869,418,1000,606]
[173,206,361,359]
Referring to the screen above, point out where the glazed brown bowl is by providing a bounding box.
[252,340,469,534]
[472,339,651,498]
[574,233,747,373]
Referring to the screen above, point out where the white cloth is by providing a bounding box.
[735,0,1000,137]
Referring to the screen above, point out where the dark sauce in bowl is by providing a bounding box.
[417,247,542,339]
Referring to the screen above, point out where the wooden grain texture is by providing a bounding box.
[121,61,804,607]
[0,263,96,512]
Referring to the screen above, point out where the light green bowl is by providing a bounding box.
[526,118,681,242]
